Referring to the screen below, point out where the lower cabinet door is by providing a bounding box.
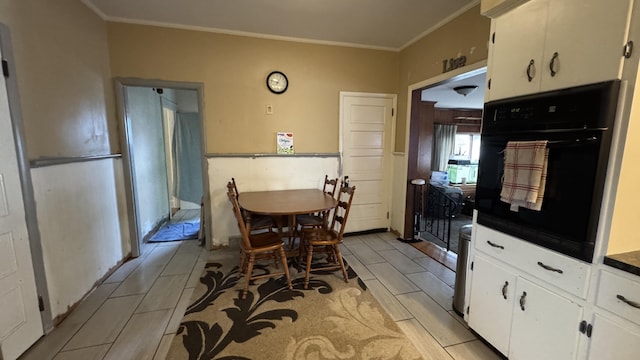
[468,255,516,356]
[509,277,583,360]
[587,314,640,359]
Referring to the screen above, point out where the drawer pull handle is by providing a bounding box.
[487,240,504,249]
[519,291,527,311]
[616,294,640,309]
[502,281,509,300]
[537,261,564,274]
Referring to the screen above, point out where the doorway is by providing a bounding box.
[115,79,208,257]
[403,64,486,268]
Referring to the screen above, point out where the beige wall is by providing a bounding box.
[107,24,400,154]
[0,0,117,159]
[395,5,491,152]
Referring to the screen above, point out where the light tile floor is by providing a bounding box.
[20,232,503,360]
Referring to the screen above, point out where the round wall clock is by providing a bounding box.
[266,71,288,94]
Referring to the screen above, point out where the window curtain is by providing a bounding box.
[431,124,458,172]
[173,112,203,204]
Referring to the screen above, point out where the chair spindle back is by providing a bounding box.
[227,181,252,250]
[329,183,356,239]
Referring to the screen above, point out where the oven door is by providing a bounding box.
[475,130,607,262]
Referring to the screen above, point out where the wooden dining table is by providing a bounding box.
[238,189,338,252]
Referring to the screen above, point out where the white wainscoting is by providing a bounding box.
[207,156,340,247]
[31,158,130,318]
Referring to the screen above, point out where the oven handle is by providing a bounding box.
[547,136,599,146]
[495,136,600,154]
[483,128,607,135]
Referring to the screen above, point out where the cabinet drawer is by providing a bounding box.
[474,225,591,298]
[597,270,640,326]
[474,224,523,259]
[514,239,591,299]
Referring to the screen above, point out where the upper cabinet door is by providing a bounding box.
[487,0,549,101]
[541,0,633,91]
[486,0,633,101]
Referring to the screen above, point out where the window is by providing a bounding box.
[451,133,481,163]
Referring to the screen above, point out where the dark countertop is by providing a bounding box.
[604,250,640,277]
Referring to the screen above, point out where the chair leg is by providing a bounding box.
[297,231,307,272]
[278,247,293,290]
[333,245,349,283]
[304,245,314,289]
[239,251,247,273]
[243,253,255,299]
[273,250,280,269]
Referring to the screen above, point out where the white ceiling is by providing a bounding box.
[421,71,486,109]
[82,0,479,50]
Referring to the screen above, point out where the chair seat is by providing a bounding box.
[297,214,324,226]
[302,228,340,245]
[249,231,285,250]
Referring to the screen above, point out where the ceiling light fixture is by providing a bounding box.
[453,85,478,96]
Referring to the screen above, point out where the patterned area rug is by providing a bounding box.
[166,247,423,359]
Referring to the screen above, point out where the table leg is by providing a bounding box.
[288,214,296,250]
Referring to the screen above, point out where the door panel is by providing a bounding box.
[341,94,393,232]
[0,46,43,359]
[509,277,582,360]
[468,255,516,356]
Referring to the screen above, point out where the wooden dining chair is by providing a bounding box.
[296,175,340,230]
[300,183,356,289]
[231,177,277,233]
[227,182,292,299]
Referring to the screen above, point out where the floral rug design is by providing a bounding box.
[166,250,423,360]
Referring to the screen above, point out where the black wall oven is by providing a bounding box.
[475,80,620,263]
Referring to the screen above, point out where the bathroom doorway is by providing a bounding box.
[115,79,208,256]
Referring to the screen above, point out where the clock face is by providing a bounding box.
[266,71,288,94]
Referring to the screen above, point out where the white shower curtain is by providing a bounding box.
[173,112,203,204]
[431,124,457,172]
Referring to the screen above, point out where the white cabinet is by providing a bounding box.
[586,268,640,359]
[468,255,516,355]
[487,0,633,101]
[509,277,583,360]
[587,314,640,360]
[468,254,583,359]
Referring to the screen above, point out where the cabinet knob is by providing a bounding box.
[549,52,559,77]
[579,320,587,334]
[624,40,634,59]
[526,60,535,82]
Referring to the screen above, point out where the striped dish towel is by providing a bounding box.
[500,140,549,211]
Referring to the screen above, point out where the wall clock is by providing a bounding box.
[266,71,288,94]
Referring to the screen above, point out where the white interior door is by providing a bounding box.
[0,50,43,359]
[341,93,394,232]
